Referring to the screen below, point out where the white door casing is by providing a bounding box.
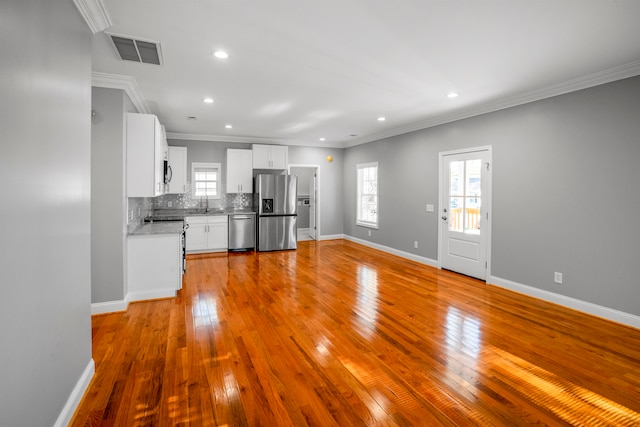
[438,147,492,280]
[288,164,321,240]
[309,173,317,240]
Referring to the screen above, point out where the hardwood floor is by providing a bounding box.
[71,239,640,426]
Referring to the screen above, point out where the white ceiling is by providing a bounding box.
[91,0,640,148]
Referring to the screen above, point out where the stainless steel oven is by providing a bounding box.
[180,225,187,272]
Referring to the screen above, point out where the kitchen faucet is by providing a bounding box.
[200,196,210,213]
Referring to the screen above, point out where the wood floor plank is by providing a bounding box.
[71,239,640,426]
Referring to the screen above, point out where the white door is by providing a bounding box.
[439,148,491,280]
[309,173,317,240]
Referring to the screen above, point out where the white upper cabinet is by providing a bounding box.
[160,125,168,161]
[127,113,166,197]
[167,146,188,194]
[226,149,253,193]
[252,144,288,170]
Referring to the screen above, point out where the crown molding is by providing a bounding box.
[92,60,640,150]
[73,0,112,34]
[343,60,640,148]
[91,72,150,114]
[165,132,344,148]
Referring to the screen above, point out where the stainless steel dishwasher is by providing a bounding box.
[228,213,255,251]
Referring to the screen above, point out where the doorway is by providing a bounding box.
[438,147,492,280]
[289,165,320,241]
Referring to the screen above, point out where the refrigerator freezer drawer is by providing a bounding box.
[258,216,297,251]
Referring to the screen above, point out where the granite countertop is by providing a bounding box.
[129,221,184,236]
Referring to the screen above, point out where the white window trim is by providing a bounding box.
[191,162,221,199]
[356,161,379,229]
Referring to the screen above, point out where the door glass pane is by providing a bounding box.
[449,197,463,232]
[465,159,481,197]
[464,201,481,234]
[449,161,464,196]
[465,159,481,234]
[448,159,483,234]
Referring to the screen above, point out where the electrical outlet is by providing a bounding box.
[554,272,563,284]
[414,240,418,249]
[426,204,434,212]
[368,230,372,237]
[168,201,173,208]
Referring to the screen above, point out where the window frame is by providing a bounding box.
[356,161,379,229]
[191,162,221,199]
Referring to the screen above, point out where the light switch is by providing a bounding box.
[426,204,434,212]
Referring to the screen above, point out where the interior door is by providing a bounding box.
[439,148,491,280]
[309,173,317,240]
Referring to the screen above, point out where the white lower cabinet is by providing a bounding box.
[185,215,228,252]
[127,234,183,302]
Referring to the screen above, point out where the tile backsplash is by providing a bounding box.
[127,185,253,231]
[127,197,153,232]
[153,190,253,211]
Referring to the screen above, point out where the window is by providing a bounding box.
[448,159,481,234]
[357,162,378,228]
[191,162,221,199]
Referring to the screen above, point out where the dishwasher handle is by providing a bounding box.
[230,215,253,220]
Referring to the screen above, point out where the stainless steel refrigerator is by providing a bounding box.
[255,174,297,251]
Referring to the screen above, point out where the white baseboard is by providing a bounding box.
[54,358,95,427]
[91,299,127,315]
[489,275,640,329]
[297,228,312,241]
[319,233,345,241]
[128,288,177,303]
[344,235,438,268]
[91,288,176,315]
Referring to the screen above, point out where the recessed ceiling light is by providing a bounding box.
[447,92,459,98]
[225,124,233,129]
[187,116,197,120]
[377,116,386,122]
[319,137,326,141]
[214,50,229,59]
[203,97,214,104]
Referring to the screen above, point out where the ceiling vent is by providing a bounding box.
[106,33,163,65]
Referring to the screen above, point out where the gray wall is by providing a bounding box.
[289,146,344,237]
[343,75,640,317]
[91,87,134,303]
[0,0,93,425]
